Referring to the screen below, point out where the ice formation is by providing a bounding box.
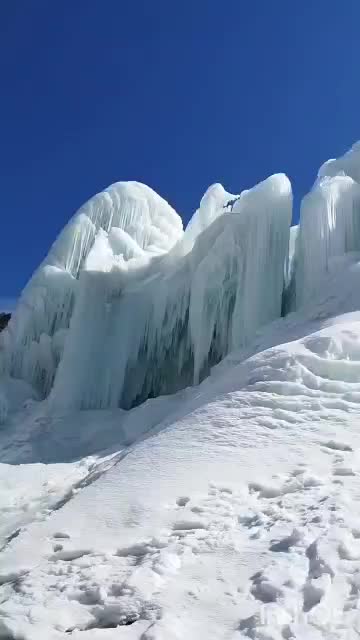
[0,183,182,402]
[295,175,360,307]
[318,140,360,183]
[50,174,291,411]
[295,142,360,307]
[282,224,299,316]
[3,140,360,413]
[0,175,291,411]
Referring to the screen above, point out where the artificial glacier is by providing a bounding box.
[2,141,360,413]
[0,176,291,411]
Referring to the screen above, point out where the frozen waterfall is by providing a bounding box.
[295,142,360,308]
[3,140,360,413]
[1,175,292,411]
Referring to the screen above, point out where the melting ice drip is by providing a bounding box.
[2,141,360,412]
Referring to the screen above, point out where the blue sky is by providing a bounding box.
[1,1,360,306]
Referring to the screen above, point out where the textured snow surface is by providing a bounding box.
[2,303,360,639]
[2,142,360,638]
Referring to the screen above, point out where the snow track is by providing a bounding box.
[2,460,360,639]
[2,317,360,638]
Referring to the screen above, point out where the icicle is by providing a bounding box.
[296,175,360,307]
[50,174,291,411]
[2,173,293,412]
[1,182,182,397]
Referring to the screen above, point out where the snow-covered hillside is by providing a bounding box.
[2,142,360,638]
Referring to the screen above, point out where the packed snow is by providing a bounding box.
[2,141,360,638]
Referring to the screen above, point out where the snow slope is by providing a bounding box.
[2,142,360,638]
[3,275,360,638]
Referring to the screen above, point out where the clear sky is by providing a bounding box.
[1,1,360,304]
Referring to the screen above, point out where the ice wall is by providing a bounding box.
[50,174,291,411]
[1,174,292,412]
[318,141,360,184]
[282,224,299,316]
[0,183,183,395]
[295,142,360,308]
[4,140,360,413]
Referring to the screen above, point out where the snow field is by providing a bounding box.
[2,314,360,637]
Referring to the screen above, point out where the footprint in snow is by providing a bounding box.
[322,439,353,452]
[269,528,303,553]
[176,496,190,507]
[333,467,356,477]
[50,548,92,561]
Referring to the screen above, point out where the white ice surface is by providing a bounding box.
[293,140,360,310]
[0,182,183,399]
[3,140,360,413]
[296,176,360,308]
[318,140,360,184]
[1,175,292,412]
